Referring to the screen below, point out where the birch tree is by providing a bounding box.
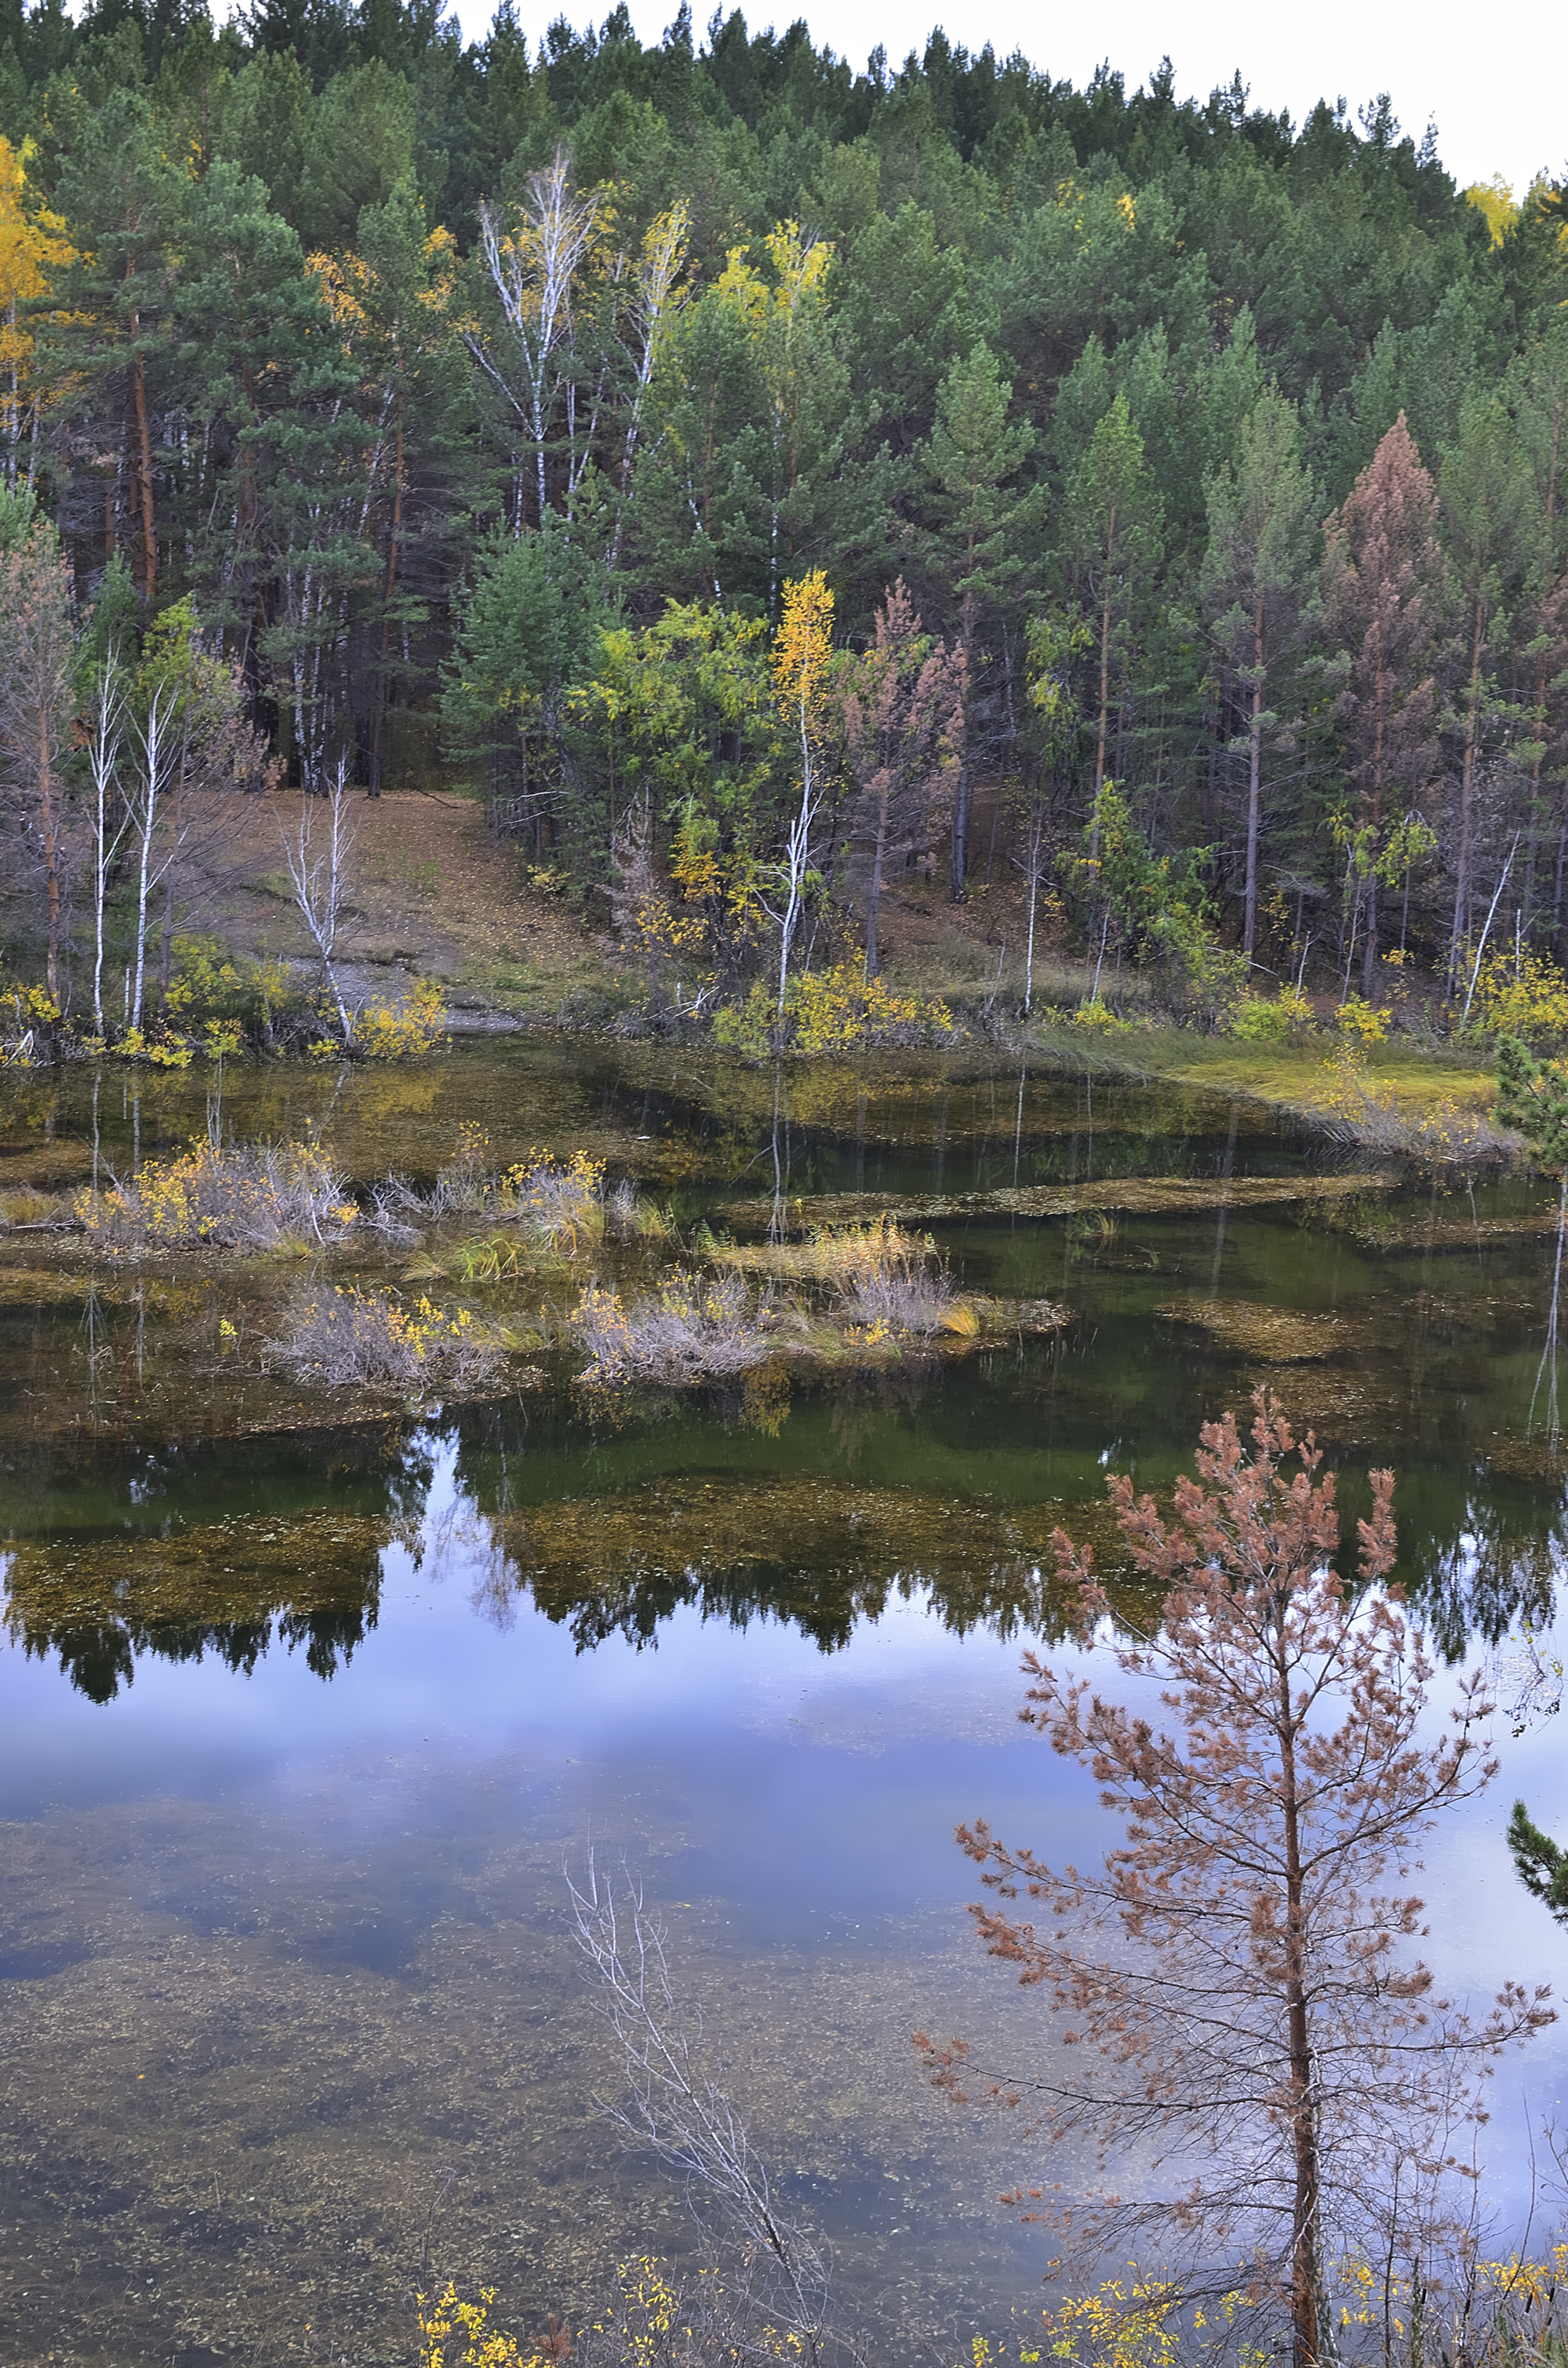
[277,758,355,1042]
[475,149,604,534]
[765,568,833,1027]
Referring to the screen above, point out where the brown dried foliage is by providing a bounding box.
[919,1389,1551,2368]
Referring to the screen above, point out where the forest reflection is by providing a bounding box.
[9,1403,1568,1701]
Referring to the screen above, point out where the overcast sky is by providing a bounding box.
[458,0,1561,205]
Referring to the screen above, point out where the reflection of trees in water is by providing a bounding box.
[18,1600,380,1704]
[1414,1486,1567,1663]
[447,1471,1120,1657]
[2,1426,436,1703]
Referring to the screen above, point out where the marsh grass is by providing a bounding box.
[73,1137,360,1254]
[720,1171,1401,1231]
[402,1230,568,1286]
[388,1133,627,1253]
[713,1216,971,1339]
[570,1215,1063,1389]
[0,1184,65,1228]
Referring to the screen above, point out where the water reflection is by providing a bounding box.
[2,1423,433,1699]
[5,1430,1103,1697]
[9,1042,1568,2366]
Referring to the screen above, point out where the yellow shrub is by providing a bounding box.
[417,2280,541,2368]
[355,979,448,1059]
[1229,987,1313,1043]
[1334,995,1388,1047]
[2,981,59,1027]
[1464,944,1568,1044]
[1044,2276,1181,2368]
[714,965,953,1056]
[1070,998,1135,1033]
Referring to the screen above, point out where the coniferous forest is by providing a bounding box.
[3,0,1568,1027]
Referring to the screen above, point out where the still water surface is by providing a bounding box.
[4,1041,1568,2366]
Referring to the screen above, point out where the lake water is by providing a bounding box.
[5,1040,1568,2367]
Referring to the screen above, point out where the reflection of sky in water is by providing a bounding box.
[7,1438,1568,2238]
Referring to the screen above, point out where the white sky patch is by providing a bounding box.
[466,0,1560,209]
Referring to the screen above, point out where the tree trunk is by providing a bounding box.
[128,264,156,601]
[949,755,969,901]
[1450,601,1487,990]
[866,774,889,973]
[1276,1647,1322,2368]
[1360,875,1379,995]
[950,596,977,902]
[1243,597,1264,958]
[369,387,405,800]
[1095,540,1114,797]
[38,703,62,1006]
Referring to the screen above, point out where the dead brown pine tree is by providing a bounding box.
[1323,414,1448,991]
[835,580,964,974]
[919,1389,1550,2368]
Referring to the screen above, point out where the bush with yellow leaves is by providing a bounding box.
[418,2280,542,2368]
[1334,995,1390,1047]
[269,1281,508,1389]
[0,977,61,1065]
[571,1268,769,1384]
[714,964,953,1058]
[1461,943,1568,1046]
[353,976,448,1058]
[1042,2276,1183,2368]
[1227,987,1314,1043]
[73,1137,358,1254]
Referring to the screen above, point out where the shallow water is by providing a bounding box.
[4,1040,1568,2366]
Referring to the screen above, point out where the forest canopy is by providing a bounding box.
[2,0,1567,1022]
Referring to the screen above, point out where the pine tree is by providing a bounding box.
[921,341,1038,897]
[922,1391,1551,2368]
[1199,389,1320,956]
[835,579,964,969]
[0,487,76,1000]
[1062,390,1163,807]
[1439,392,1531,982]
[1323,413,1448,988]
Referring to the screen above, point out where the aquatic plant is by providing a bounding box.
[818,1216,960,1335]
[73,1136,359,1253]
[500,1148,609,1250]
